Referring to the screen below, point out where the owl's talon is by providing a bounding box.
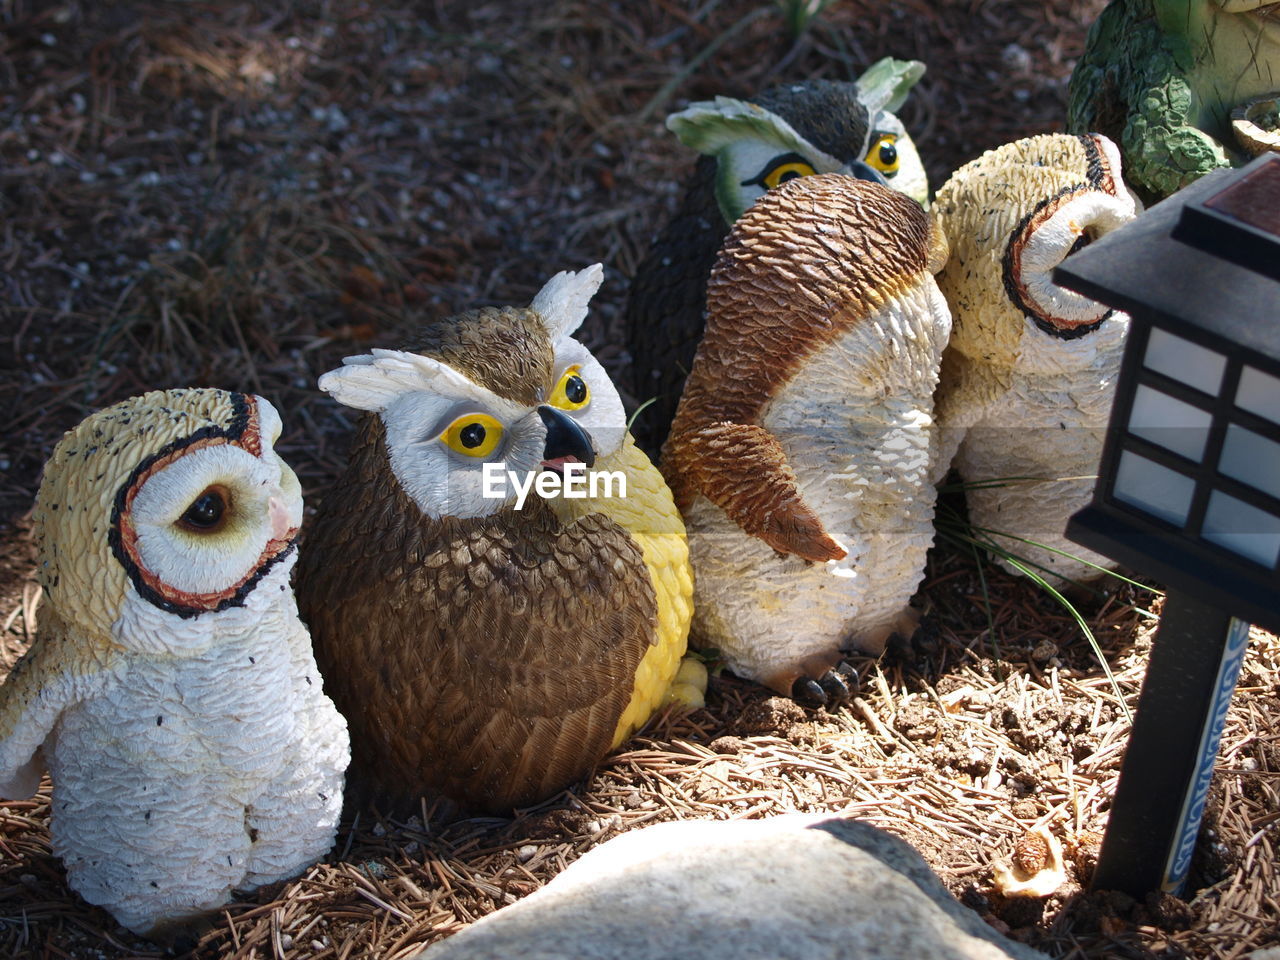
[791,677,828,708]
[791,666,857,709]
[886,614,941,660]
[817,669,852,707]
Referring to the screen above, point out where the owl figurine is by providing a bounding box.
[662,174,951,707]
[625,58,930,457]
[0,389,350,937]
[296,264,695,816]
[931,134,1141,583]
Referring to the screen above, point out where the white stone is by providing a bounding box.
[418,815,1048,960]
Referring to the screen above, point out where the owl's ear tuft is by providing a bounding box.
[855,57,925,115]
[666,98,841,170]
[530,263,604,341]
[318,349,476,412]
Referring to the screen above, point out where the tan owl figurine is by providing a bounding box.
[296,264,695,816]
[662,174,951,707]
[931,133,1141,583]
[0,389,349,936]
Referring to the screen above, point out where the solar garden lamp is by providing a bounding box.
[1053,152,1280,898]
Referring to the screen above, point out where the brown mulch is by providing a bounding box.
[2,2,1278,958]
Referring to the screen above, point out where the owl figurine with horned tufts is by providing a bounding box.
[625,58,930,457]
[296,264,697,816]
[0,388,349,937]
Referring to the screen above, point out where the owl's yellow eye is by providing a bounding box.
[865,134,900,175]
[549,366,590,412]
[441,413,504,458]
[743,153,817,191]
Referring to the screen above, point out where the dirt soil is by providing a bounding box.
[2,2,1278,959]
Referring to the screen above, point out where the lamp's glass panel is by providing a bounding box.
[1236,366,1280,426]
[1203,491,1280,568]
[1113,450,1197,526]
[1220,424,1280,499]
[1143,328,1226,396]
[1128,384,1213,462]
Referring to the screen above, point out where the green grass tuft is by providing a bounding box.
[935,476,1166,722]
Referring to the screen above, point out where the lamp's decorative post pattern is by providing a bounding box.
[1055,152,1280,897]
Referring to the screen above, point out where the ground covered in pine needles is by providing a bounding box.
[2,2,1278,958]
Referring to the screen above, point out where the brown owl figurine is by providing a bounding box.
[297,265,694,815]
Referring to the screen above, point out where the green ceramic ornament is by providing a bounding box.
[1067,0,1280,201]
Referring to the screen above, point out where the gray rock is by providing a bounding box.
[418,814,1047,960]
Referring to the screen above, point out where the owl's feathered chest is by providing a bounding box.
[761,285,948,473]
[297,418,659,812]
[52,602,301,784]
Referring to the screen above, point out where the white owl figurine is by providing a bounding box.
[662,175,951,707]
[0,388,350,936]
[931,133,1141,584]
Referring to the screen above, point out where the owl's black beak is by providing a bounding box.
[538,405,596,470]
[847,160,888,186]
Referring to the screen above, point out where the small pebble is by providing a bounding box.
[1031,639,1058,662]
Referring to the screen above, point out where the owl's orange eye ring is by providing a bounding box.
[549,365,590,412]
[177,485,229,534]
[865,134,900,175]
[441,413,504,458]
[742,152,818,191]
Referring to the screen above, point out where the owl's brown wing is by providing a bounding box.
[297,419,656,816]
[663,420,845,563]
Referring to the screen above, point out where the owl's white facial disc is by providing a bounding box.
[550,336,626,459]
[527,263,625,458]
[112,394,302,619]
[379,386,543,519]
[1005,188,1135,335]
[715,137,847,221]
[1000,134,1139,344]
[668,97,847,223]
[329,334,628,519]
[376,348,627,520]
[868,113,929,207]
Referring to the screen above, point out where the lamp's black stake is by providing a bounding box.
[1091,594,1251,896]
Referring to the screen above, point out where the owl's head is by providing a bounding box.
[319,264,626,520]
[33,389,302,641]
[933,133,1141,371]
[666,58,930,223]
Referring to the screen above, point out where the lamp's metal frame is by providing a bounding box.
[1053,153,1280,897]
